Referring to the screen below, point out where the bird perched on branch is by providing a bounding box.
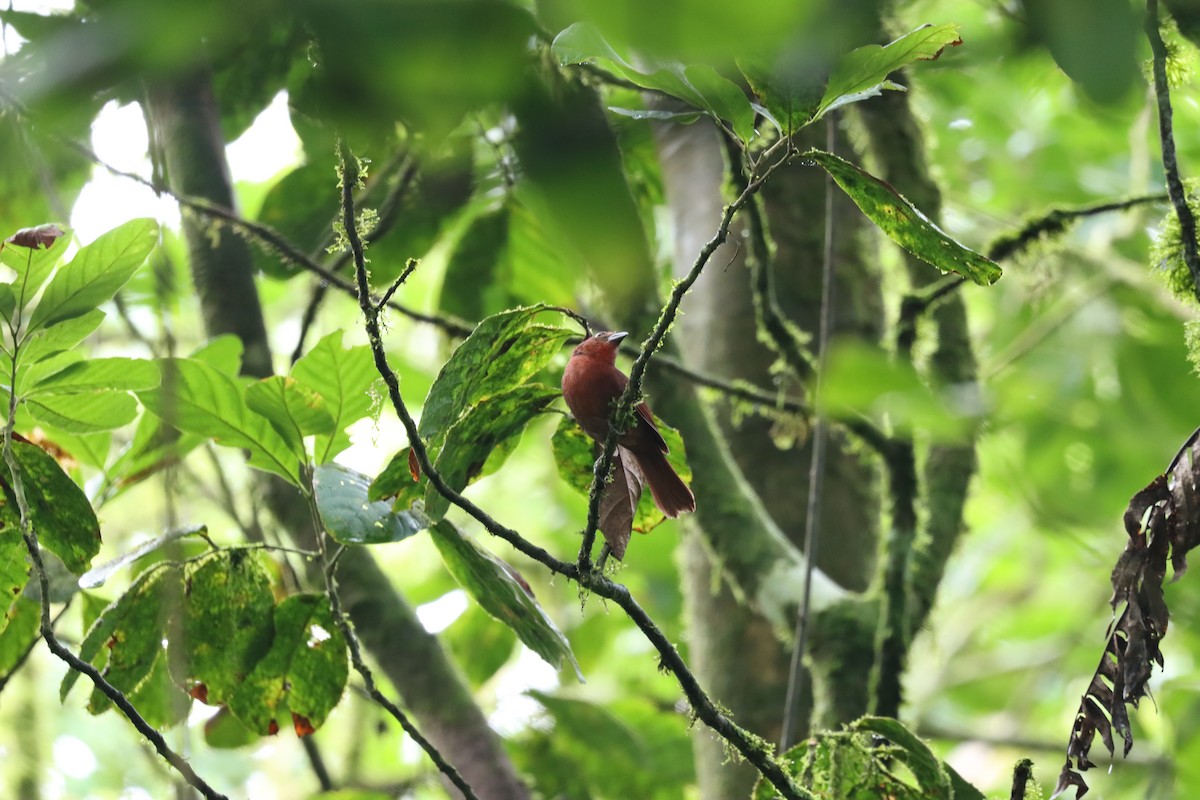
[561,331,695,517]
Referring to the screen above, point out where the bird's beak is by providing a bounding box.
[605,331,628,346]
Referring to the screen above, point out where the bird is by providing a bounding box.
[561,331,695,517]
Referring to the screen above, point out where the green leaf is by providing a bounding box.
[815,24,962,121]
[443,603,517,687]
[313,463,428,545]
[807,150,1001,285]
[851,717,950,794]
[59,566,179,712]
[7,441,101,574]
[204,705,259,749]
[127,650,191,730]
[15,309,105,370]
[27,357,160,396]
[429,520,581,680]
[29,218,158,330]
[0,523,30,637]
[138,358,301,484]
[368,447,421,504]
[178,549,276,707]
[424,384,560,520]
[419,306,571,445]
[25,391,140,433]
[227,593,348,736]
[0,597,39,675]
[439,205,512,322]
[553,23,756,143]
[290,331,377,463]
[245,376,336,453]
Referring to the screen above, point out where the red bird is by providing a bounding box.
[561,331,695,517]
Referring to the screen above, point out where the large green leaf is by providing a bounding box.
[245,376,336,453]
[553,22,756,143]
[138,358,302,483]
[290,331,377,463]
[178,549,276,707]
[429,520,581,680]
[228,593,347,736]
[6,441,101,574]
[25,357,160,396]
[313,463,427,545]
[25,391,140,433]
[419,306,571,445]
[424,384,561,520]
[807,150,1001,285]
[28,218,158,330]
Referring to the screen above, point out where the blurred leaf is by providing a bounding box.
[443,603,517,687]
[28,218,158,330]
[138,358,301,483]
[0,520,30,637]
[0,226,65,306]
[79,526,207,590]
[177,549,276,707]
[851,716,952,795]
[807,150,1001,285]
[438,204,511,322]
[7,441,100,574]
[423,383,560,520]
[429,520,581,680]
[204,705,259,749]
[553,22,756,143]
[227,593,347,737]
[290,331,376,463]
[313,463,427,545]
[0,597,39,674]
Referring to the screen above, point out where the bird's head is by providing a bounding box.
[570,330,627,363]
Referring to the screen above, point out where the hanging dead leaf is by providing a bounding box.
[597,448,644,560]
[1057,427,1200,797]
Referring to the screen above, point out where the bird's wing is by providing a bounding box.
[635,401,669,453]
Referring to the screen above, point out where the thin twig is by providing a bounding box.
[1146,0,1200,301]
[337,142,812,800]
[781,112,838,751]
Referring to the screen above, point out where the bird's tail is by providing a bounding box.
[628,446,695,518]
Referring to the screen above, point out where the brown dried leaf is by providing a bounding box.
[597,448,643,560]
[5,223,65,250]
[1059,427,1200,796]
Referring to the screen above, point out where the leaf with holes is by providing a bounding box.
[227,594,347,736]
[177,549,276,707]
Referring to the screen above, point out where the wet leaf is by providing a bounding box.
[314,463,427,545]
